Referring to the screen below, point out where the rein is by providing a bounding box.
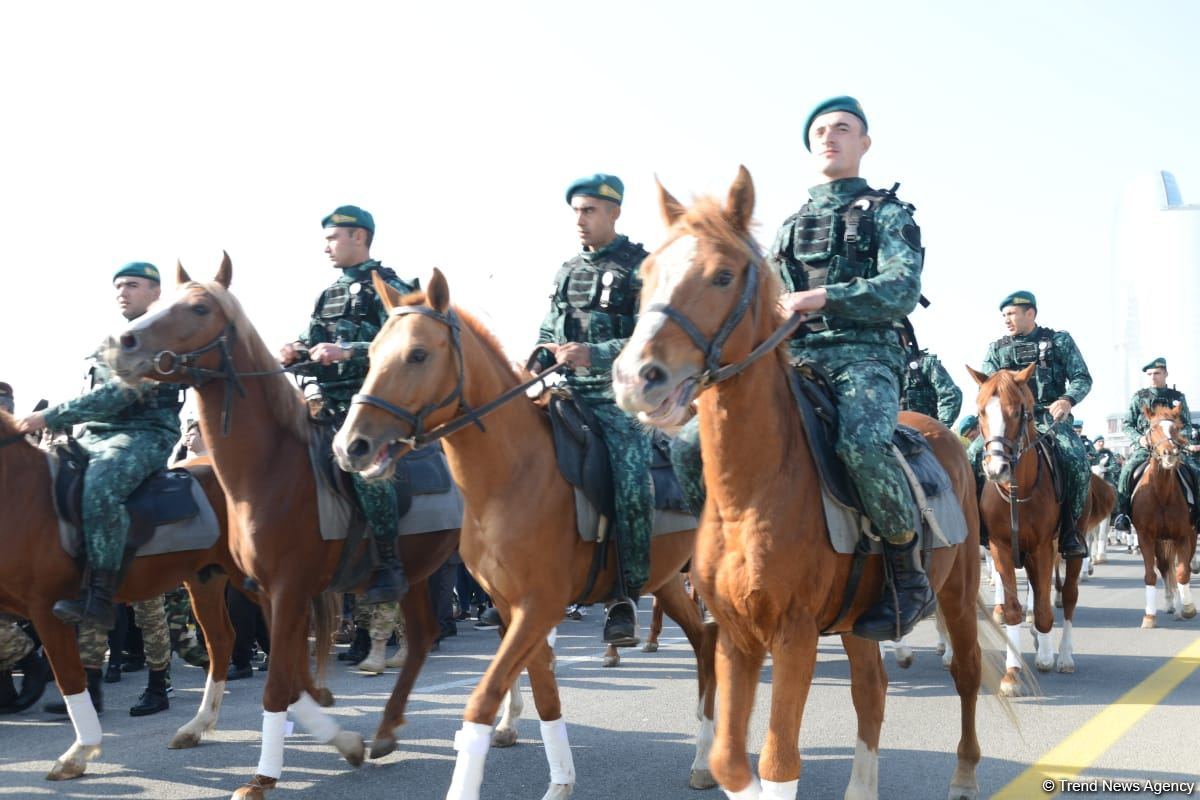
[350,305,569,451]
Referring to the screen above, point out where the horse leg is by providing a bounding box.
[935,565,983,800]
[935,608,953,670]
[840,634,884,800]
[643,594,665,652]
[1178,534,1196,619]
[709,627,766,797]
[523,636,575,800]
[1056,558,1082,674]
[171,574,234,749]
[370,578,438,758]
[997,562,1025,696]
[1026,553,1056,672]
[32,609,100,781]
[651,568,718,790]
[602,643,621,668]
[1138,529,1158,628]
[891,636,914,670]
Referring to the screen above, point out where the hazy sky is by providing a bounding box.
[3,1,1198,434]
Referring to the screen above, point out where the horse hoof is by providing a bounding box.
[948,785,980,800]
[370,737,397,760]
[1182,604,1197,620]
[894,652,913,670]
[1057,660,1075,674]
[1035,660,1054,673]
[333,731,365,767]
[999,680,1021,698]
[602,654,620,668]
[991,607,1004,626]
[690,768,718,790]
[46,759,86,781]
[539,783,574,800]
[168,730,202,749]
[936,642,946,656]
[231,775,277,799]
[642,641,659,653]
[314,687,335,707]
[492,726,519,748]
[1141,615,1157,629]
[1055,596,1063,608]
[1095,554,1107,565]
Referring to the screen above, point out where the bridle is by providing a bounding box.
[1146,418,1182,466]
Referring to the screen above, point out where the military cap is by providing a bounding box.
[113,261,161,284]
[0,382,11,397]
[1071,420,1083,429]
[565,174,624,206]
[956,415,978,435]
[1142,356,1167,372]
[322,205,375,234]
[803,95,868,152]
[1094,435,1106,444]
[998,290,1036,311]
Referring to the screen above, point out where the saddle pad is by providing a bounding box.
[573,489,696,542]
[48,454,220,559]
[1132,467,1195,506]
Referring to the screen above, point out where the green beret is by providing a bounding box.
[956,415,978,435]
[113,261,161,284]
[322,205,375,234]
[565,174,624,206]
[1094,435,1105,444]
[803,95,868,152]
[1142,357,1167,372]
[1072,420,1083,429]
[999,290,1036,311]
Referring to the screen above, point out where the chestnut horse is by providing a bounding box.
[108,257,460,800]
[0,427,245,780]
[332,270,717,800]
[612,167,1001,800]
[1131,405,1197,627]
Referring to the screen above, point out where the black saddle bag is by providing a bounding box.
[650,432,690,512]
[548,390,614,519]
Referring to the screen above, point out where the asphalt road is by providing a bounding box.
[1,545,1197,800]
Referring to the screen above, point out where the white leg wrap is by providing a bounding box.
[546,627,557,649]
[539,717,575,785]
[64,690,102,746]
[447,721,493,800]
[290,691,340,744]
[692,718,715,771]
[993,579,1004,605]
[724,777,762,799]
[1179,584,1194,606]
[845,738,879,800]
[761,778,799,799]
[256,710,288,779]
[1145,584,1158,616]
[1005,624,1023,671]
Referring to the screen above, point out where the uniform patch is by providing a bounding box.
[330,213,357,224]
[598,183,622,202]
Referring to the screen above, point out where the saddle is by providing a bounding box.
[52,439,200,557]
[1131,457,1198,509]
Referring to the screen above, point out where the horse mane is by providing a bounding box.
[188,281,308,440]
[397,292,525,383]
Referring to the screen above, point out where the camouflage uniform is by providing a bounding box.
[297,259,420,593]
[131,595,171,671]
[900,349,963,428]
[533,235,653,594]
[970,325,1093,523]
[78,619,109,669]
[1115,386,1195,517]
[0,623,33,670]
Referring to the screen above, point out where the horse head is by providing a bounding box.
[1144,403,1185,470]
[333,268,460,480]
[109,254,236,386]
[968,362,1038,484]
[613,166,779,429]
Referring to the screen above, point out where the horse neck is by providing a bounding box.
[1011,415,1041,488]
[0,435,51,527]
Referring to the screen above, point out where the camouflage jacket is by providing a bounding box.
[771,177,922,355]
[535,234,646,401]
[1121,386,1192,443]
[298,259,418,409]
[900,350,963,427]
[981,325,1091,426]
[43,343,183,444]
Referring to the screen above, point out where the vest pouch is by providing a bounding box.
[566,266,602,310]
[825,253,872,285]
[791,214,837,263]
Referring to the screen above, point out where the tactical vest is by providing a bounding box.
[900,354,937,417]
[88,354,184,418]
[552,238,645,344]
[773,184,918,334]
[1132,386,1186,434]
[309,263,415,387]
[991,327,1064,408]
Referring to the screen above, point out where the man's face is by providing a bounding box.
[324,227,368,268]
[114,277,161,320]
[184,426,206,454]
[1094,439,1105,451]
[1001,305,1037,336]
[571,195,620,250]
[1146,367,1168,388]
[809,111,870,181]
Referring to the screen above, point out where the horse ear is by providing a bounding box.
[1014,362,1037,383]
[965,365,989,386]
[657,176,686,228]
[176,260,192,286]
[427,267,451,314]
[724,165,755,234]
[372,271,404,313]
[214,251,232,288]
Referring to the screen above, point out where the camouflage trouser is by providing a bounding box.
[0,623,33,670]
[164,587,192,638]
[671,417,705,515]
[365,599,400,641]
[350,472,400,543]
[79,619,109,669]
[132,595,171,671]
[589,401,653,596]
[77,430,176,571]
[969,419,1090,523]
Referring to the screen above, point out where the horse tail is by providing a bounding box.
[310,591,339,690]
[974,593,1039,727]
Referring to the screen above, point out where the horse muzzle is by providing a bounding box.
[613,355,695,429]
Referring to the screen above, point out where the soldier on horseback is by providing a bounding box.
[900,348,963,427]
[1090,436,1120,486]
[529,173,651,646]
[279,205,416,605]
[1113,357,1200,532]
[972,290,1092,559]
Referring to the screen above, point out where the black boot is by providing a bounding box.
[337,627,370,664]
[104,661,122,683]
[602,599,639,647]
[854,535,936,642]
[129,668,170,717]
[52,569,119,628]
[44,666,103,716]
[1058,525,1088,560]
[364,537,408,605]
[1,650,50,713]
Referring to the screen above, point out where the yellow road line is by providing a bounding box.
[993,636,1200,799]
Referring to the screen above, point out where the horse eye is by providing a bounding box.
[407,349,428,364]
[192,305,210,316]
[713,269,735,287]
